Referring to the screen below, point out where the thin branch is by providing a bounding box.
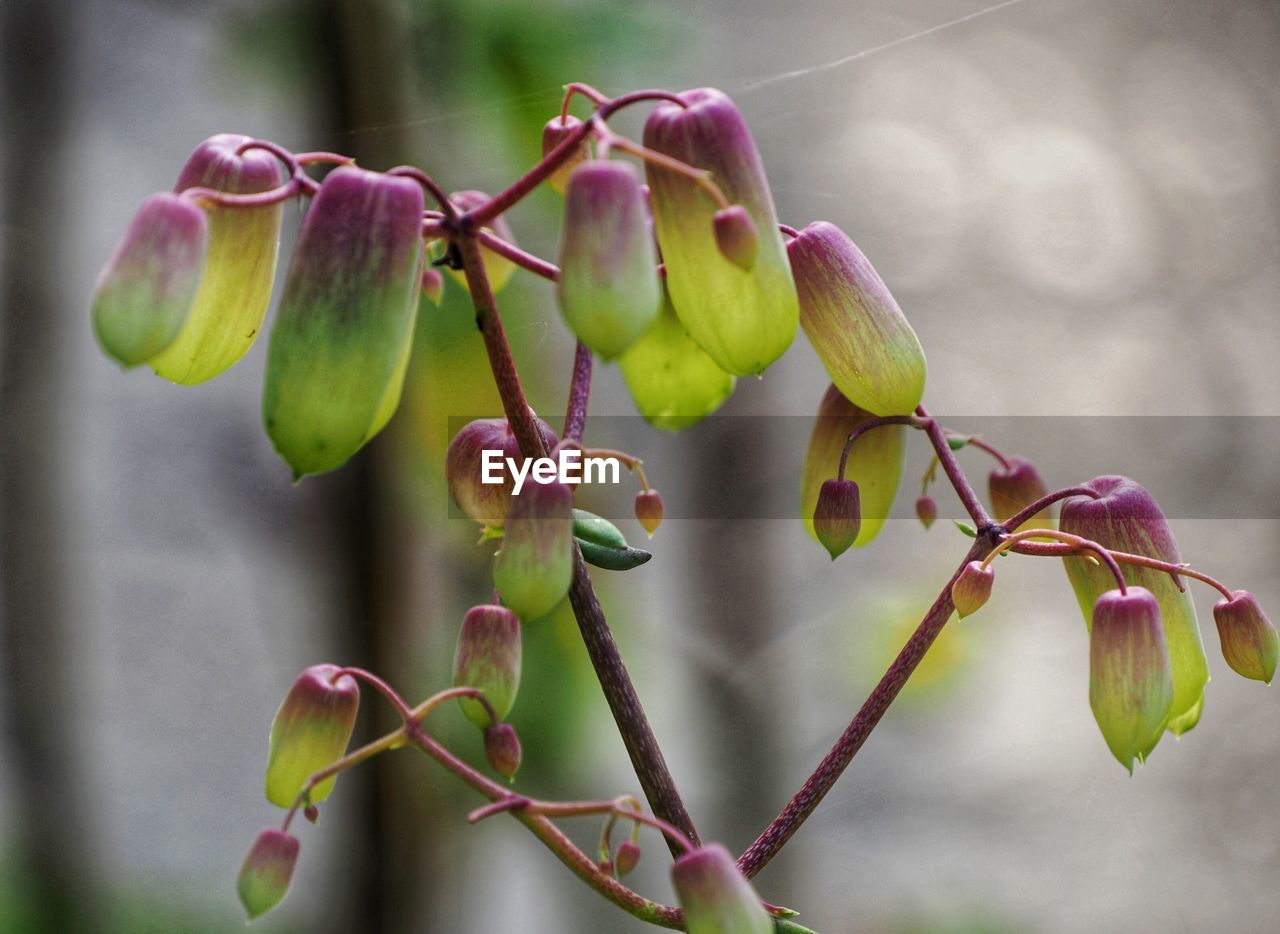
[917,405,993,529]
[563,341,593,443]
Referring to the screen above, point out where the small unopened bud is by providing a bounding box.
[492,479,574,621]
[670,843,773,934]
[303,805,320,825]
[635,489,665,537]
[453,604,522,728]
[447,190,519,293]
[483,722,522,781]
[420,265,445,305]
[446,417,559,529]
[541,114,590,195]
[989,456,1050,529]
[237,828,299,921]
[614,840,642,877]
[813,478,861,560]
[712,205,759,271]
[1090,587,1174,772]
[92,192,209,367]
[915,495,937,529]
[265,664,360,808]
[1213,590,1278,684]
[951,561,994,618]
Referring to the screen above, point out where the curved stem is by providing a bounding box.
[951,433,1011,470]
[562,81,609,116]
[469,794,695,854]
[836,415,928,480]
[563,341,593,443]
[917,405,993,529]
[778,223,800,239]
[179,175,304,210]
[1002,485,1099,533]
[476,228,560,281]
[387,165,456,218]
[736,533,999,879]
[985,529,1127,594]
[1010,540,1234,600]
[329,666,415,722]
[597,129,731,209]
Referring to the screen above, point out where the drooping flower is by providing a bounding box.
[813,478,861,560]
[541,114,590,195]
[1213,590,1278,684]
[916,495,937,529]
[952,561,994,618]
[492,479,574,621]
[989,455,1051,531]
[483,722,522,781]
[453,604,522,728]
[634,489,665,536]
[265,664,360,809]
[237,828,300,920]
[670,843,773,934]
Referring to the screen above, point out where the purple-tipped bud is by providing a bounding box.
[1213,590,1278,684]
[542,114,590,195]
[150,134,284,384]
[788,221,926,417]
[644,89,798,376]
[1090,587,1174,772]
[303,805,320,825]
[916,495,937,529]
[670,843,773,934]
[801,384,905,550]
[92,192,208,367]
[951,561,995,618]
[614,840,642,877]
[712,205,759,271]
[453,604,522,728]
[446,417,559,529]
[813,479,861,560]
[989,455,1050,530]
[635,489,665,537]
[420,265,445,305]
[237,828,299,920]
[1061,476,1208,735]
[483,722,522,781]
[447,190,519,293]
[492,479,574,620]
[557,160,662,359]
[265,664,360,808]
[263,167,424,478]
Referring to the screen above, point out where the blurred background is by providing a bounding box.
[2,0,1279,930]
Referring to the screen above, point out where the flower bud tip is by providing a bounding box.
[915,495,937,530]
[484,722,522,781]
[813,479,861,560]
[1213,590,1278,684]
[951,561,994,618]
[237,828,299,921]
[634,489,665,537]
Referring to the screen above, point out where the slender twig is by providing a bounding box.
[837,415,928,479]
[1009,540,1233,600]
[1001,485,1099,533]
[563,341,593,443]
[950,433,1011,470]
[917,405,993,528]
[386,165,456,218]
[984,529,1127,594]
[476,228,560,281]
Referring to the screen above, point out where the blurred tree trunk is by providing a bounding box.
[0,1,99,929]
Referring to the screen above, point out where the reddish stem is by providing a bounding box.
[477,229,560,281]
[836,415,928,479]
[563,341,593,443]
[917,405,993,529]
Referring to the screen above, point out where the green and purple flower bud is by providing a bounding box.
[989,455,1051,531]
[634,489,665,537]
[614,840,642,877]
[149,134,284,384]
[1089,587,1174,772]
[952,561,995,618]
[619,285,736,430]
[643,88,798,376]
[262,167,423,478]
[420,265,445,306]
[447,190,519,293]
[787,221,927,417]
[1061,476,1209,736]
[801,384,905,550]
[542,114,590,195]
[712,205,759,271]
[446,417,559,529]
[483,722,522,781]
[453,604,522,728]
[265,664,360,808]
[1213,590,1278,684]
[92,192,208,367]
[557,160,662,359]
[492,479,574,621]
[916,495,937,530]
[670,843,773,934]
[236,828,299,921]
[813,479,861,560]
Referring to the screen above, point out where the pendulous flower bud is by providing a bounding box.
[492,479,574,621]
[787,221,927,417]
[712,205,759,271]
[989,455,1050,530]
[149,134,284,384]
[634,489,665,537]
[446,417,559,529]
[453,604,522,728]
[1213,590,1278,684]
[1089,587,1174,772]
[801,384,905,550]
[542,114,590,195]
[237,828,300,921]
[420,265,445,306]
[263,167,423,478]
[952,561,995,618]
[643,88,798,376]
[557,160,662,359]
[670,843,773,934]
[1061,476,1209,736]
[483,722,522,781]
[916,495,937,529]
[619,284,736,430]
[92,192,208,367]
[813,479,861,560]
[447,190,519,293]
[614,840,642,877]
[265,664,360,808]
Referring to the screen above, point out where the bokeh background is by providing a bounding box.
[2,0,1279,931]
